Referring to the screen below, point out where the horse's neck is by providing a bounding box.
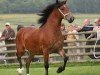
[41,10,62,31]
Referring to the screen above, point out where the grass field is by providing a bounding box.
[0,66,100,75]
[0,13,100,31]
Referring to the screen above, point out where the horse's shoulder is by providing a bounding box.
[20,27,38,32]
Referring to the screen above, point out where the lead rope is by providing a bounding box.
[93,30,100,58]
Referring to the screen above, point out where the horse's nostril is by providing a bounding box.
[72,17,75,21]
[66,16,75,23]
[67,17,74,23]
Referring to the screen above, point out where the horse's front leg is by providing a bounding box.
[57,49,68,73]
[43,50,49,75]
[26,54,34,75]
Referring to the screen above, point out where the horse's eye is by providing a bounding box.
[61,8,64,10]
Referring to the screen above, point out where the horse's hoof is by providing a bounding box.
[17,68,24,75]
[57,66,65,73]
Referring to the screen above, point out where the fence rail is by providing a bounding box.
[0,31,100,64]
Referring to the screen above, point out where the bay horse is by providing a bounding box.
[16,0,74,75]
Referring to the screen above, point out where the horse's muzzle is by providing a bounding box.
[67,16,75,23]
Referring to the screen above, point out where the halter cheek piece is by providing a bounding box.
[58,8,71,19]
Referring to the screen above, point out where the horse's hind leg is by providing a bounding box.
[43,50,49,75]
[16,46,25,75]
[57,49,68,73]
[26,53,34,75]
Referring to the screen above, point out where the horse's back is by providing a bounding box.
[16,27,38,36]
[16,27,39,46]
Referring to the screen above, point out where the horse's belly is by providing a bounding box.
[26,47,43,55]
[31,50,43,55]
[50,41,63,53]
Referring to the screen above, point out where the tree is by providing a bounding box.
[0,0,99,13]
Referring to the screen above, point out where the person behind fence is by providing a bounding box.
[99,19,100,25]
[0,22,15,63]
[87,18,100,39]
[60,23,67,40]
[94,18,100,26]
[77,19,94,38]
[66,24,80,61]
[0,32,7,64]
[85,18,100,59]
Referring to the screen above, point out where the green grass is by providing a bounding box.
[0,13,100,31]
[0,66,100,75]
[0,62,100,75]
[0,61,100,75]
[1,61,100,68]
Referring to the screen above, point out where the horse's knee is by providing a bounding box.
[44,63,49,69]
[64,56,68,62]
[16,51,25,58]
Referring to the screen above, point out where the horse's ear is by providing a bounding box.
[56,0,67,4]
[63,0,67,3]
[56,0,59,4]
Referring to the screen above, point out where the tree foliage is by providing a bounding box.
[0,0,99,13]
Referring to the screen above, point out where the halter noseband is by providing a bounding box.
[58,8,70,19]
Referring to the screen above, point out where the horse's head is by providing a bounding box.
[38,0,74,26]
[56,0,74,23]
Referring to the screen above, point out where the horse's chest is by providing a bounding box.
[50,40,63,52]
[48,34,63,51]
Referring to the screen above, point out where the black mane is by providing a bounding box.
[38,2,65,27]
